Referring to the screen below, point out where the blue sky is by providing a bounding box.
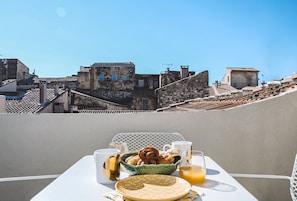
[1,0,297,84]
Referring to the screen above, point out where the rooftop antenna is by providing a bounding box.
[162,63,172,71]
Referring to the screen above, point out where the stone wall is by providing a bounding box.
[156,70,209,108]
[71,90,128,110]
[0,59,30,81]
[77,64,135,106]
[133,89,157,110]
[133,74,159,110]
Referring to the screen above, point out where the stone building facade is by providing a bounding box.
[76,63,209,110]
[221,67,259,89]
[0,58,210,111]
[77,62,135,107]
[156,70,209,108]
[70,90,128,111]
[37,76,78,90]
[160,66,195,87]
[0,59,30,82]
[133,74,159,110]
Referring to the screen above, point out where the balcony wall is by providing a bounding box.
[1,89,297,201]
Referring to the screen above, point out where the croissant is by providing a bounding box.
[125,146,177,166]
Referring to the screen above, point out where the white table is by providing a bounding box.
[31,155,258,201]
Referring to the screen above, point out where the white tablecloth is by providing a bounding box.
[31,155,258,201]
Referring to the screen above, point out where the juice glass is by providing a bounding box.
[179,150,206,184]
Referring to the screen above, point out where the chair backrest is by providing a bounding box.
[111,132,185,151]
[290,153,297,201]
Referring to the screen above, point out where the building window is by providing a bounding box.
[138,79,144,87]
[154,80,159,88]
[142,98,149,110]
[99,74,104,81]
[111,74,118,81]
[122,74,127,81]
[148,79,154,89]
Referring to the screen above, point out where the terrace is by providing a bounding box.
[1,84,297,201]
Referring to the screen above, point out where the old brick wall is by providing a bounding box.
[156,70,209,108]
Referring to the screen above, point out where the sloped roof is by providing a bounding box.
[157,81,297,112]
[71,90,126,107]
[1,79,16,86]
[210,83,238,96]
[5,88,65,113]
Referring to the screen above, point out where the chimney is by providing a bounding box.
[54,85,59,96]
[0,95,6,113]
[215,80,219,88]
[180,65,189,78]
[40,82,47,104]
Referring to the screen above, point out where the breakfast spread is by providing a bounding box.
[124,146,178,165]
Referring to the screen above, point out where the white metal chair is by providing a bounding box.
[111,132,185,151]
[230,153,297,201]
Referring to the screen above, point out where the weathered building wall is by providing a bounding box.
[0,59,30,81]
[133,74,159,110]
[77,71,90,89]
[38,77,78,90]
[133,89,157,110]
[156,70,209,108]
[8,59,30,80]
[231,71,258,89]
[77,63,135,106]
[160,66,195,87]
[160,70,180,87]
[221,68,259,89]
[77,64,206,110]
[71,91,128,110]
[93,66,135,91]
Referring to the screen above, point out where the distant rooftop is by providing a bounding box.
[226,67,259,72]
[5,88,65,113]
[157,78,297,112]
[91,62,135,67]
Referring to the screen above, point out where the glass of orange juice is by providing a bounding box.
[179,150,206,184]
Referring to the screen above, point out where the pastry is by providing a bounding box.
[124,146,180,166]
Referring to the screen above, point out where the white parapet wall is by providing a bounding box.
[1,89,297,200]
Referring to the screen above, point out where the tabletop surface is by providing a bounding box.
[31,155,258,201]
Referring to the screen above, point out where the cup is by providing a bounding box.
[163,141,192,162]
[179,150,206,184]
[93,149,121,184]
[108,142,129,154]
